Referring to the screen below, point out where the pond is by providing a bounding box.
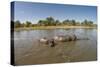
[14,28,97,65]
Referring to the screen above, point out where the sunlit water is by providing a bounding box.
[14,28,97,65]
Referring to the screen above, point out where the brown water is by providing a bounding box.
[14,28,97,65]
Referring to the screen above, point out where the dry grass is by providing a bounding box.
[14,25,97,31]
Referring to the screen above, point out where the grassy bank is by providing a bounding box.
[14,25,97,31]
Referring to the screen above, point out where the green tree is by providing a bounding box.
[38,17,55,26]
[71,19,76,25]
[21,23,25,27]
[81,19,94,26]
[55,20,60,25]
[46,17,55,25]
[76,22,80,26]
[63,19,70,25]
[25,21,32,27]
[88,21,93,26]
[14,20,21,28]
[38,20,43,24]
[81,19,88,25]
[38,20,47,26]
[38,20,44,25]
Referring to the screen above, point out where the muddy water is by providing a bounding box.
[14,28,97,65]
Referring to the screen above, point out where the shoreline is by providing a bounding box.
[14,26,97,31]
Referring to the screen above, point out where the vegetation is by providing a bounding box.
[81,19,94,26]
[14,20,21,28]
[13,17,97,30]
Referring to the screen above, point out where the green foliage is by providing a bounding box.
[63,19,70,25]
[46,17,55,25]
[14,20,21,28]
[25,21,32,27]
[63,19,77,26]
[21,23,25,27]
[75,22,81,26]
[71,20,76,25]
[38,17,56,26]
[55,20,60,25]
[81,19,94,26]
[14,17,96,28]
[38,20,43,24]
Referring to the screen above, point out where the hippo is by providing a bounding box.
[48,39,56,47]
[53,34,88,42]
[53,34,75,42]
[54,35,67,42]
[39,37,49,44]
[39,37,56,47]
[39,34,89,47]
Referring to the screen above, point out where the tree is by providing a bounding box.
[81,19,88,25]
[38,20,44,25]
[25,21,32,27]
[88,21,93,26]
[55,20,60,25]
[38,20,47,26]
[76,22,81,26]
[21,23,25,27]
[63,19,70,25]
[63,19,70,22]
[81,19,94,26]
[38,17,55,26]
[71,19,76,25]
[46,17,55,25]
[14,20,21,28]
[38,20,43,24]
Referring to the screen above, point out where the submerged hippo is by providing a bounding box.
[53,34,88,42]
[39,34,89,47]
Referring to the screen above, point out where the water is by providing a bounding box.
[14,28,97,65]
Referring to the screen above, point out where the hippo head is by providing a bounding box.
[49,39,55,47]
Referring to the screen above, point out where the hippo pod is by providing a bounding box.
[53,34,77,42]
[39,34,89,47]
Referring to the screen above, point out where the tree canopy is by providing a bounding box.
[13,17,96,28]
